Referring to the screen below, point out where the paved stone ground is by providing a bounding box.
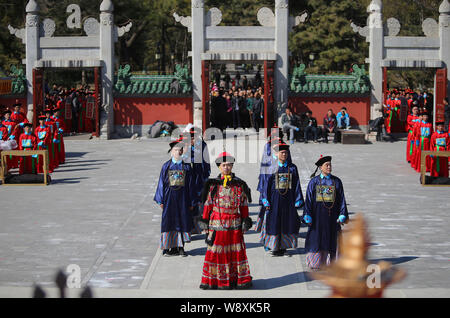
[0,135,449,297]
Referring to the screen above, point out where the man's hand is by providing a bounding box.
[160,204,164,209]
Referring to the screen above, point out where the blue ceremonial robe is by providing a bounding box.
[257,141,292,201]
[303,174,348,259]
[261,162,304,236]
[154,159,197,235]
[188,140,211,197]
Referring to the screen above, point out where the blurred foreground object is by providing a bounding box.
[310,214,406,298]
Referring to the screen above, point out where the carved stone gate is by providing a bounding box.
[8,0,131,139]
[174,0,308,130]
[352,0,450,124]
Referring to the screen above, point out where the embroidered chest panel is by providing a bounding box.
[21,139,32,148]
[168,170,185,187]
[275,172,292,190]
[38,131,47,140]
[214,185,243,212]
[316,185,335,203]
[421,127,431,137]
[436,138,446,147]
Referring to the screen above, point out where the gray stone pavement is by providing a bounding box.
[0,135,449,298]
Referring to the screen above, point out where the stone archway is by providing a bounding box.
[7,0,132,139]
[174,0,308,129]
[352,0,450,125]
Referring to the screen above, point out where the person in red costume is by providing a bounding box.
[406,103,420,163]
[2,109,19,169]
[410,112,423,169]
[199,152,253,290]
[35,115,53,173]
[0,120,8,141]
[10,102,28,125]
[18,123,37,174]
[384,93,399,134]
[51,107,66,164]
[44,108,59,170]
[430,122,449,178]
[412,112,433,173]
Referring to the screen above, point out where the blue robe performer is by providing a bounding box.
[302,155,349,270]
[258,142,304,256]
[256,127,292,233]
[184,127,211,234]
[154,137,197,257]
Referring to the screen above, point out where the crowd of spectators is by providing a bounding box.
[209,68,266,132]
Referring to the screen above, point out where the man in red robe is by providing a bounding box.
[2,109,19,169]
[406,104,420,163]
[412,112,433,173]
[51,107,66,164]
[44,108,59,170]
[18,123,37,174]
[35,115,53,173]
[11,102,28,125]
[430,122,449,178]
[199,152,253,290]
[0,120,8,141]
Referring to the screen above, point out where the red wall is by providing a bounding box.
[114,97,193,126]
[288,96,370,127]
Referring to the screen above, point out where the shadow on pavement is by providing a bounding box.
[65,152,89,158]
[252,272,313,290]
[188,246,207,256]
[369,256,419,265]
[51,177,90,184]
[56,168,101,173]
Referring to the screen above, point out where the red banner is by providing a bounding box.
[86,97,95,119]
[65,97,72,120]
[435,68,447,123]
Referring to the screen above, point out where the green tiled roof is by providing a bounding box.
[289,64,370,95]
[114,64,192,95]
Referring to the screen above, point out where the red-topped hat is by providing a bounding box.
[310,155,332,178]
[38,115,46,120]
[272,142,290,152]
[215,152,235,167]
[168,136,186,153]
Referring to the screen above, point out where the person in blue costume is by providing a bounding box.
[183,127,211,234]
[255,128,291,232]
[257,142,304,257]
[154,137,197,257]
[302,156,349,270]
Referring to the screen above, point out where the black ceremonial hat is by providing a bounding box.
[310,155,332,179]
[168,136,186,153]
[315,155,332,167]
[272,142,290,152]
[215,152,235,167]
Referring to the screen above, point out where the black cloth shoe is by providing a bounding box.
[178,247,188,257]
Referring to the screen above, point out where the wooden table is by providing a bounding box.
[1,150,50,186]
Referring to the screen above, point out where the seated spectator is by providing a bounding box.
[323,109,340,143]
[336,107,351,130]
[303,110,318,144]
[281,107,300,144]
